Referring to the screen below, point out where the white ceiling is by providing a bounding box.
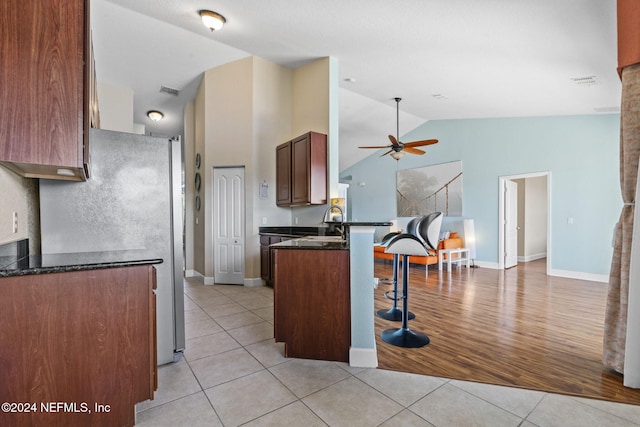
[92,0,620,171]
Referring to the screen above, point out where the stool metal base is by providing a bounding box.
[376,307,415,322]
[381,327,430,348]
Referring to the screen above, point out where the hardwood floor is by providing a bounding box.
[373,258,640,406]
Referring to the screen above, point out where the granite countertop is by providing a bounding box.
[258,226,341,238]
[0,250,163,277]
[270,237,348,250]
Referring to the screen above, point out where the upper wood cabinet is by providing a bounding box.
[276,131,327,207]
[0,0,92,181]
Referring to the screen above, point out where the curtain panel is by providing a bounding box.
[604,62,640,388]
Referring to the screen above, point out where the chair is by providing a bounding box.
[376,230,415,322]
[381,212,443,348]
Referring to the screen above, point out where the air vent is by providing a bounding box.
[431,93,448,100]
[160,85,179,96]
[570,76,598,86]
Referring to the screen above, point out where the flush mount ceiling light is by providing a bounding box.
[147,110,164,122]
[199,10,226,31]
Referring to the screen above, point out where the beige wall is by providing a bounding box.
[288,57,340,226]
[183,101,196,275]
[0,166,40,254]
[97,82,135,133]
[193,81,206,276]
[190,56,338,283]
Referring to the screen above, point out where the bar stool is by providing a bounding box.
[376,231,415,322]
[381,233,431,348]
[380,212,443,348]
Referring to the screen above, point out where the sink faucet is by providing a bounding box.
[322,205,345,239]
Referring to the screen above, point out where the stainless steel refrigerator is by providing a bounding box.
[39,128,185,365]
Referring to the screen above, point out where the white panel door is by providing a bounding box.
[213,167,245,284]
[504,179,518,268]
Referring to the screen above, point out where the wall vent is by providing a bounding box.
[570,76,598,86]
[160,85,179,96]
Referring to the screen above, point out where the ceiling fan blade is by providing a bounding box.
[403,139,439,148]
[403,147,426,155]
[379,149,394,157]
[388,135,401,147]
[359,145,391,149]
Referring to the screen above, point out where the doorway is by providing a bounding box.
[213,167,245,285]
[498,172,551,275]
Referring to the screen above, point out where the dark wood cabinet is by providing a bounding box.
[0,0,92,181]
[276,132,327,207]
[273,248,350,362]
[0,265,157,427]
[259,234,291,286]
[275,143,292,206]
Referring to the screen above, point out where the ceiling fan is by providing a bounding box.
[359,97,438,160]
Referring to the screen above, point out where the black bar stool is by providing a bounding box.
[380,212,443,348]
[376,231,415,322]
[381,234,431,348]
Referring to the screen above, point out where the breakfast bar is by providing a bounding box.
[271,222,390,367]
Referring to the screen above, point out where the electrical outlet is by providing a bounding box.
[262,217,267,225]
[12,211,18,233]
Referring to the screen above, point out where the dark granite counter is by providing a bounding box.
[0,250,163,277]
[258,226,341,238]
[270,238,348,250]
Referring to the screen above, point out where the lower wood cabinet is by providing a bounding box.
[0,265,157,427]
[259,234,291,287]
[273,248,350,362]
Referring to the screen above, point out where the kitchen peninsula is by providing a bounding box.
[270,222,390,367]
[0,244,160,427]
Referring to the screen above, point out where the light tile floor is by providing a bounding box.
[136,278,640,426]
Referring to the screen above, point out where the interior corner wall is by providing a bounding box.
[0,166,40,254]
[249,57,294,277]
[341,114,621,276]
[193,80,206,276]
[289,57,339,226]
[96,82,134,133]
[183,101,195,275]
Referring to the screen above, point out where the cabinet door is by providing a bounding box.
[291,134,311,205]
[0,0,88,181]
[276,142,292,206]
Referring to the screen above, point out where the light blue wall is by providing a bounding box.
[341,114,621,276]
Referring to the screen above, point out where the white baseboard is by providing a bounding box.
[349,346,378,368]
[203,276,215,285]
[518,253,547,262]
[244,277,266,287]
[185,269,199,278]
[549,269,608,283]
[473,260,500,269]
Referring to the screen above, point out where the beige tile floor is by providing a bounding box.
[135,277,640,427]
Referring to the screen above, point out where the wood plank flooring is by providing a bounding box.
[373,258,640,406]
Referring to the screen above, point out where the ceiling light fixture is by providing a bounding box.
[199,10,226,31]
[390,151,405,160]
[147,110,164,122]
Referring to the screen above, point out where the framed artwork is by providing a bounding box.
[396,161,463,216]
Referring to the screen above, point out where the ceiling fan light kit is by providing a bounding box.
[358,97,438,160]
